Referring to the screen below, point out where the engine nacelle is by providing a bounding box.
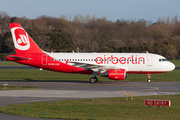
[100,69,126,80]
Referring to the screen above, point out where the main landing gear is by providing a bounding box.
[89,72,98,83]
[89,77,98,83]
[147,73,151,83]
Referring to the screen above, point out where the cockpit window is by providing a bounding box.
[159,58,168,62]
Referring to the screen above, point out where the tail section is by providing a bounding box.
[9,23,43,54]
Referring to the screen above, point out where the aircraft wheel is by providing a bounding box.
[89,77,97,83]
[94,76,98,81]
[147,79,151,83]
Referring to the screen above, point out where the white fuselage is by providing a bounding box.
[46,52,175,73]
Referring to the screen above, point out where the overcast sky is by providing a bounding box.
[0,0,180,22]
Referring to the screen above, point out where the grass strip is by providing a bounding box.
[0,61,25,66]
[0,95,180,120]
[0,86,43,90]
[0,69,179,82]
[170,60,180,66]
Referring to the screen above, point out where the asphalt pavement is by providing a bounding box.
[0,81,180,120]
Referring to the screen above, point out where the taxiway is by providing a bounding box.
[0,81,180,120]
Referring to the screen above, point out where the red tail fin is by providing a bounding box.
[9,23,43,54]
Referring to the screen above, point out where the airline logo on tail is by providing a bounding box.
[11,27,30,50]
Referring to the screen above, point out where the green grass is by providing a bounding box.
[0,69,179,82]
[170,60,180,66]
[0,69,102,81]
[127,69,180,81]
[0,60,179,82]
[0,86,43,90]
[0,95,180,120]
[0,61,25,66]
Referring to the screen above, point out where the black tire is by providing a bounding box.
[147,79,151,83]
[89,77,97,83]
[94,77,98,81]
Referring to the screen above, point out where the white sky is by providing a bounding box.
[0,0,180,22]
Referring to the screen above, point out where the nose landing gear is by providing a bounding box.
[147,73,151,83]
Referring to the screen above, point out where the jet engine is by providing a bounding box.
[100,69,126,80]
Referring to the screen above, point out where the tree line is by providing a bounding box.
[0,12,180,60]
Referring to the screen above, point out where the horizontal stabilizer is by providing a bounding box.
[7,55,30,60]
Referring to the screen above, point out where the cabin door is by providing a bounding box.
[147,55,153,66]
[42,54,47,66]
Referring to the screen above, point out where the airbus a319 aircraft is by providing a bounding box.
[6,23,175,83]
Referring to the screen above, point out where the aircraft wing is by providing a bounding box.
[71,62,119,72]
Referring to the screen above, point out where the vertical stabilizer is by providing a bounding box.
[9,23,43,54]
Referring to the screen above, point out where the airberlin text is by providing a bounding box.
[95,55,145,64]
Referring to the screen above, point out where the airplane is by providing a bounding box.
[6,23,175,83]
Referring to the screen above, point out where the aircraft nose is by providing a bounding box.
[167,62,175,71]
